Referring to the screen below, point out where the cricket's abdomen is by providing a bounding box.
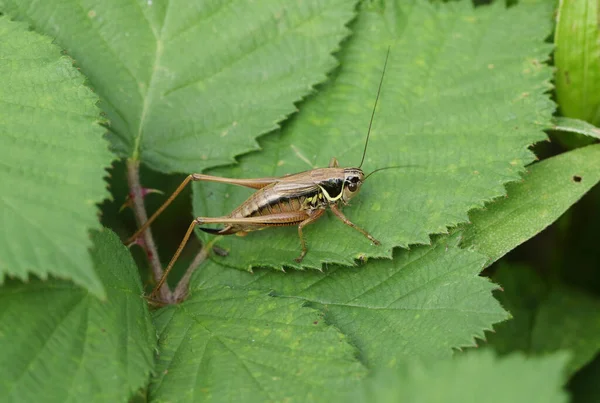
[230,184,308,219]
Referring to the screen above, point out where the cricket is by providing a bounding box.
[128,48,392,297]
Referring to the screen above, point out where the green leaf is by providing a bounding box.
[350,351,569,403]
[555,0,600,126]
[486,265,600,377]
[1,0,357,173]
[150,285,366,402]
[570,355,600,403]
[193,0,554,269]
[462,144,600,265]
[192,233,508,367]
[552,117,600,140]
[0,229,156,403]
[0,17,112,297]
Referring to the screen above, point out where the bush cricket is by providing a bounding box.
[128,48,395,297]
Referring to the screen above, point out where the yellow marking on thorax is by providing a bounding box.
[318,185,343,203]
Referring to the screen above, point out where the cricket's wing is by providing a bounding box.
[271,167,344,197]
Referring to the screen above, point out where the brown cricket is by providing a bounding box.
[128,48,392,296]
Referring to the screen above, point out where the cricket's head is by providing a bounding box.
[341,168,365,203]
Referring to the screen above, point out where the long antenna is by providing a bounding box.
[359,46,391,168]
[364,165,420,181]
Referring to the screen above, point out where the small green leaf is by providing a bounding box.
[552,117,600,140]
[0,229,156,403]
[350,351,569,403]
[0,17,112,297]
[193,0,554,269]
[555,0,600,126]
[150,286,366,402]
[487,265,600,377]
[462,144,600,265]
[193,233,508,367]
[2,0,357,173]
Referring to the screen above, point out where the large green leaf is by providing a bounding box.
[462,143,600,265]
[349,351,569,403]
[0,229,155,403]
[150,285,366,402]
[0,17,112,296]
[555,0,600,126]
[486,265,600,377]
[1,0,357,173]
[192,233,508,367]
[193,0,554,269]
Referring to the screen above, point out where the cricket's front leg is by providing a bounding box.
[330,204,381,245]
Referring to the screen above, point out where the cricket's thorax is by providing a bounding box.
[319,177,345,201]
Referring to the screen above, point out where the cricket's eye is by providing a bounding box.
[347,181,358,192]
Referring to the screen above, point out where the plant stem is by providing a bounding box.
[126,159,172,302]
[173,237,220,302]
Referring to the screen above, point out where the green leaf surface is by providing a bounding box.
[350,351,569,403]
[0,229,156,403]
[1,0,357,173]
[462,144,600,265]
[487,265,600,377]
[192,233,508,367]
[555,0,600,126]
[0,17,112,297]
[552,117,600,140]
[193,0,554,270]
[150,285,366,402]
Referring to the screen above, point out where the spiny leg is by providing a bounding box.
[329,157,339,168]
[128,175,194,245]
[201,210,328,263]
[150,211,311,300]
[127,173,280,244]
[330,204,381,245]
[150,220,198,299]
[197,212,309,227]
[198,212,318,263]
[295,209,326,263]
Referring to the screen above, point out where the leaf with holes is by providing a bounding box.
[192,0,555,270]
[0,17,112,296]
[462,143,600,265]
